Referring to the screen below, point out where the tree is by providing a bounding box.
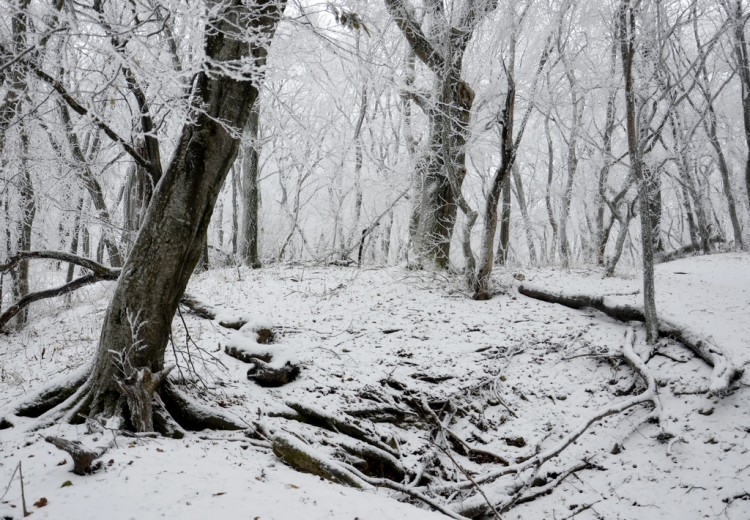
[3,0,287,432]
[385,0,495,270]
[619,0,659,342]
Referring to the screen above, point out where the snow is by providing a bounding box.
[1,253,749,519]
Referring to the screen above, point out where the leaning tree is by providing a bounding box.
[1,0,287,434]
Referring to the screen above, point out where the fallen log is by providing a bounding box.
[518,284,742,394]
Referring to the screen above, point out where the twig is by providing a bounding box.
[437,442,503,519]
[19,461,29,517]
[0,461,30,517]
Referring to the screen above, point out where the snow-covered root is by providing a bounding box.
[0,367,245,437]
[518,283,742,395]
[0,365,92,432]
[449,328,660,518]
[263,329,665,518]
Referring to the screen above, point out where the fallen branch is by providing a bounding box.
[518,284,741,394]
[180,293,247,329]
[656,236,724,264]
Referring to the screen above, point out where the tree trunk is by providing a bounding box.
[693,7,744,248]
[12,131,35,328]
[240,106,262,268]
[544,111,558,264]
[78,0,286,428]
[729,0,750,217]
[385,0,492,270]
[512,164,537,264]
[495,161,512,265]
[559,46,583,268]
[620,0,658,343]
[596,40,618,266]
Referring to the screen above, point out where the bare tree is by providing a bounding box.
[619,0,658,341]
[385,0,495,270]
[3,0,287,433]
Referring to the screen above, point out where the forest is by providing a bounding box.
[0,0,749,518]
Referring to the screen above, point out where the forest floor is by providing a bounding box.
[0,252,748,519]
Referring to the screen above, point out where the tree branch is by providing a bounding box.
[0,250,119,278]
[384,0,444,71]
[0,46,157,176]
[0,273,115,331]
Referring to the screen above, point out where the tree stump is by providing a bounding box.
[45,436,107,475]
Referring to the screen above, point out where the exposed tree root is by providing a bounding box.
[518,283,742,394]
[2,370,245,439]
[272,431,369,489]
[448,328,659,517]
[160,382,246,432]
[257,329,662,518]
[284,401,398,457]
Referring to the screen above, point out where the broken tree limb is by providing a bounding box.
[248,360,300,387]
[518,283,741,394]
[0,251,243,333]
[45,436,108,475]
[0,251,119,332]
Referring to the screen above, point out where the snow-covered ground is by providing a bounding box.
[1,253,748,519]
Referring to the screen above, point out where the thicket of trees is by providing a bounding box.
[0,0,748,430]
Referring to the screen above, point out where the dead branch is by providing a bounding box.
[518,283,742,394]
[116,366,174,433]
